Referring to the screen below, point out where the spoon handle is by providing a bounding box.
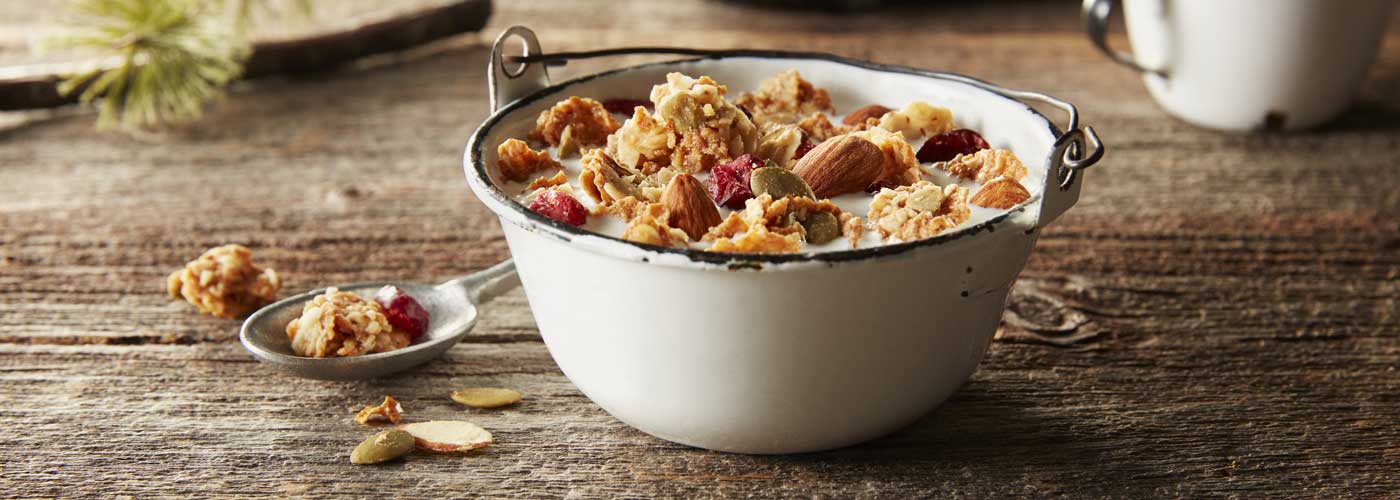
[441,260,519,304]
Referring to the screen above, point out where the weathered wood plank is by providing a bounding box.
[2,0,1399,498]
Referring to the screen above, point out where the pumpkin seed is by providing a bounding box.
[350,429,415,465]
[800,211,841,244]
[451,387,522,408]
[749,165,814,200]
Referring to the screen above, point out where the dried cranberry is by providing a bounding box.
[916,129,990,163]
[794,141,816,160]
[709,154,761,209]
[528,190,588,226]
[375,286,429,341]
[602,99,653,115]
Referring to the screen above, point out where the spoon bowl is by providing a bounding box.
[239,260,517,380]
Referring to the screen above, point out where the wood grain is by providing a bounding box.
[2,1,1399,498]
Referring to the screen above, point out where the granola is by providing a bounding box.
[530,96,620,154]
[286,288,411,358]
[497,139,563,182]
[167,244,280,318]
[494,70,1037,254]
[606,106,675,174]
[868,181,971,241]
[938,148,1029,184]
[735,70,834,127]
[651,73,758,172]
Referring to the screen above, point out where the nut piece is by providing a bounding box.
[752,122,804,167]
[398,421,493,452]
[167,244,281,319]
[842,104,892,126]
[525,171,568,191]
[877,101,954,140]
[849,126,922,191]
[451,388,523,408]
[661,173,723,240]
[939,148,1029,185]
[621,202,690,248]
[530,96,620,151]
[800,211,841,245]
[750,165,815,200]
[970,176,1031,209]
[791,135,885,198]
[497,139,563,182]
[350,429,415,465]
[355,396,404,425]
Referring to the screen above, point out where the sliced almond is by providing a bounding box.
[451,387,522,408]
[970,176,1031,209]
[791,135,885,198]
[842,104,892,126]
[661,173,723,240]
[398,421,493,452]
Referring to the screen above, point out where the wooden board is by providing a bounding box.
[2,1,1398,498]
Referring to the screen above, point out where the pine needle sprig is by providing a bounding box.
[49,0,254,131]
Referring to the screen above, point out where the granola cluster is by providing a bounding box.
[494,69,1038,253]
[530,96,619,157]
[869,181,971,242]
[286,288,411,358]
[167,244,281,318]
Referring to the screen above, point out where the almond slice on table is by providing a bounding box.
[451,387,523,408]
[398,421,493,452]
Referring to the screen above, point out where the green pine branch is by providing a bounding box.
[47,0,309,131]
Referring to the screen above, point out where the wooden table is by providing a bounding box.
[3,1,1398,498]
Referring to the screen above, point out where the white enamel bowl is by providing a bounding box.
[463,34,1102,454]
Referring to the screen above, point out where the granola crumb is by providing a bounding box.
[525,170,568,191]
[620,202,690,247]
[868,181,971,241]
[939,148,1029,185]
[735,70,835,127]
[285,288,411,358]
[580,149,644,207]
[166,244,280,319]
[530,96,620,151]
[703,193,852,250]
[709,223,802,253]
[752,122,804,168]
[497,139,563,182]
[355,396,404,425]
[796,112,851,142]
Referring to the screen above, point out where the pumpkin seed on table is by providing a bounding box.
[800,211,841,244]
[749,164,815,200]
[451,387,522,408]
[350,429,415,465]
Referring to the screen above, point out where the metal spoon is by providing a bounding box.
[239,260,519,380]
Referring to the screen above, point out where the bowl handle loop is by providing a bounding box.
[488,26,551,113]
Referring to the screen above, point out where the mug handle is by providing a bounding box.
[1082,0,1167,76]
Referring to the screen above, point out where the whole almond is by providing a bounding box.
[970,176,1031,209]
[791,135,885,198]
[842,104,893,126]
[662,173,723,240]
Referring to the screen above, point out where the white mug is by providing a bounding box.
[1084,0,1394,131]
